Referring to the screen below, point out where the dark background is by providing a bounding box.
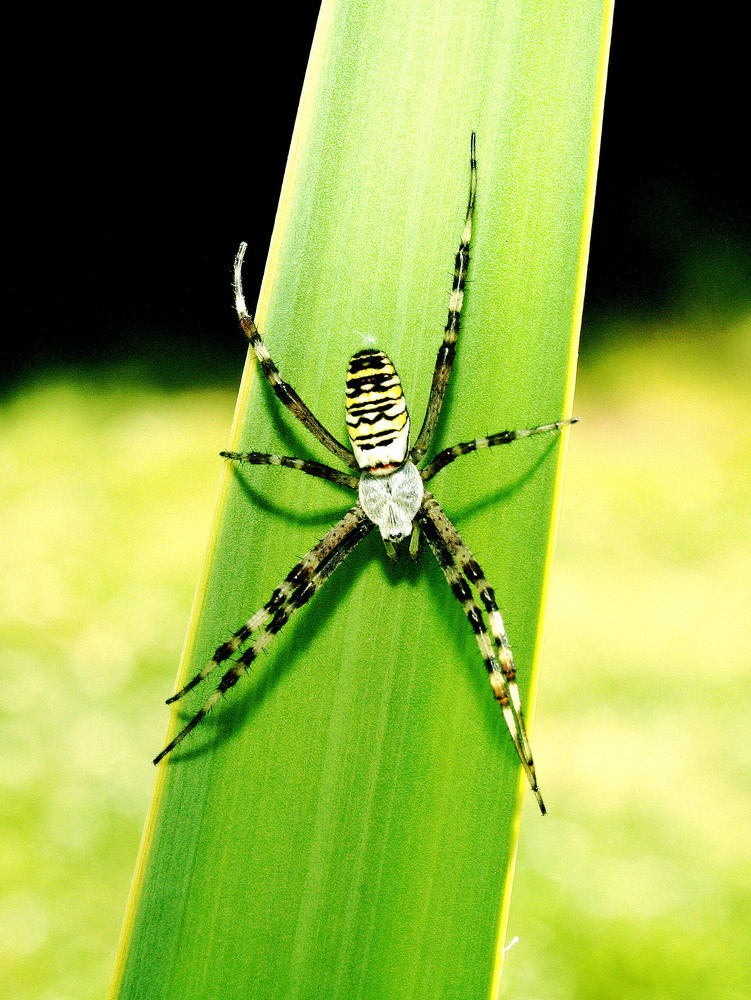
[6,5,749,392]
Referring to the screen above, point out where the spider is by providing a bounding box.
[154,134,576,814]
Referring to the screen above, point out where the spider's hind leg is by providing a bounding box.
[233,243,356,470]
[410,132,477,465]
[382,538,398,561]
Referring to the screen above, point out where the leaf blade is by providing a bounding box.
[110,2,613,997]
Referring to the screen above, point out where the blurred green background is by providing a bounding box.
[4,6,750,1000]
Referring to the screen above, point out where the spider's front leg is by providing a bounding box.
[416,493,545,814]
[154,503,373,765]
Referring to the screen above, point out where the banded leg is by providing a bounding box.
[154,503,373,764]
[411,132,477,464]
[417,493,545,813]
[221,450,360,490]
[234,243,357,470]
[420,418,578,482]
[420,495,534,756]
[164,502,363,705]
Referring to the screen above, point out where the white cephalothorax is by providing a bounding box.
[358,461,424,541]
[155,134,578,816]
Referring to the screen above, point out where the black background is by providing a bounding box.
[6,5,749,391]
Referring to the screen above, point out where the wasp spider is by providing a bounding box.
[155,134,576,814]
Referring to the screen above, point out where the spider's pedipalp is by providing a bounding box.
[155,504,372,764]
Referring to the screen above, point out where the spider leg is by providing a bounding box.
[154,503,373,764]
[234,243,357,470]
[417,492,545,814]
[411,133,477,464]
[420,495,532,751]
[221,450,360,490]
[420,418,578,482]
[164,502,369,705]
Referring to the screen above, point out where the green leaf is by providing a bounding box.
[110,1,612,997]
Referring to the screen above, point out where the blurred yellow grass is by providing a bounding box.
[0,380,235,1000]
[502,312,751,999]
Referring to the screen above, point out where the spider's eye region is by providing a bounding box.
[358,462,424,541]
[345,349,410,471]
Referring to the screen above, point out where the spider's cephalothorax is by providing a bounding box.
[154,133,577,815]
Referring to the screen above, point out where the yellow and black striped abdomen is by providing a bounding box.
[346,349,410,472]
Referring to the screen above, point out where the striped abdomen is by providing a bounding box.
[346,349,410,473]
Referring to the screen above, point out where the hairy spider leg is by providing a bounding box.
[234,243,357,470]
[420,496,535,758]
[164,502,367,705]
[420,419,579,482]
[411,132,477,464]
[155,504,372,763]
[221,450,360,490]
[417,494,545,814]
